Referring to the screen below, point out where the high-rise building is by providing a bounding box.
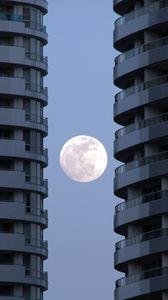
[0,1,48,299]
[113,0,168,299]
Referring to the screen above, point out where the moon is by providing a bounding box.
[60,135,108,182]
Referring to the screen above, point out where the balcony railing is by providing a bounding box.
[115,112,168,139]
[116,266,168,288]
[115,74,168,102]
[115,189,168,213]
[115,151,168,176]
[25,83,48,95]
[0,44,47,66]
[25,175,48,188]
[25,237,48,250]
[115,0,168,27]
[25,52,48,65]
[24,20,46,33]
[25,268,48,282]
[115,227,168,250]
[0,13,22,22]
[115,36,168,64]
[0,13,47,33]
[25,113,48,127]
[25,206,48,220]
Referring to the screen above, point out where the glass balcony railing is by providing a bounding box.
[115,0,168,27]
[115,151,168,176]
[25,237,48,250]
[115,74,168,102]
[0,13,22,22]
[115,227,168,250]
[116,266,168,288]
[25,83,48,95]
[115,189,168,213]
[25,52,48,65]
[25,113,48,127]
[25,206,48,219]
[115,36,168,64]
[25,175,48,189]
[0,43,47,65]
[25,145,48,159]
[115,112,168,139]
[24,20,47,33]
[25,268,48,282]
[0,14,47,34]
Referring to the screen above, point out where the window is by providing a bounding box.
[23,130,30,151]
[0,223,13,233]
[0,254,13,264]
[0,160,12,170]
[0,285,13,296]
[0,191,13,202]
[25,193,31,213]
[23,286,30,300]
[23,7,30,27]
[0,130,12,139]
[23,254,31,275]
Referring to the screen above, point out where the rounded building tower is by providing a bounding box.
[0,1,48,299]
[113,0,168,299]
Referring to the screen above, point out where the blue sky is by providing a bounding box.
[44,1,119,299]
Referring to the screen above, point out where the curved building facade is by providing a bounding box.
[0,1,48,299]
[113,0,168,299]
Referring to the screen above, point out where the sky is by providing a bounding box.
[44,1,120,299]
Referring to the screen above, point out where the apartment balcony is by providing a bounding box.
[0,200,48,228]
[0,170,48,197]
[25,269,48,290]
[114,190,168,235]
[0,108,48,135]
[0,45,48,74]
[114,75,168,124]
[0,13,47,43]
[114,37,168,87]
[8,0,48,14]
[25,237,48,258]
[115,267,168,300]
[115,228,168,271]
[0,232,47,258]
[0,139,48,166]
[114,151,168,197]
[0,264,47,290]
[0,77,48,105]
[114,113,168,160]
[114,3,168,50]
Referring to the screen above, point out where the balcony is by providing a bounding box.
[115,1,167,28]
[0,13,22,22]
[116,151,168,176]
[115,36,168,65]
[25,82,48,95]
[25,268,48,290]
[0,13,47,33]
[115,227,168,251]
[25,175,48,195]
[25,51,48,66]
[115,189,168,213]
[25,112,48,135]
[115,112,168,139]
[0,199,48,226]
[25,237,48,258]
[115,74,168,102]
[25,82,48,104]
[116,266,168,288]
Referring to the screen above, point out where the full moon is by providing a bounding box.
[60,135,108,182]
